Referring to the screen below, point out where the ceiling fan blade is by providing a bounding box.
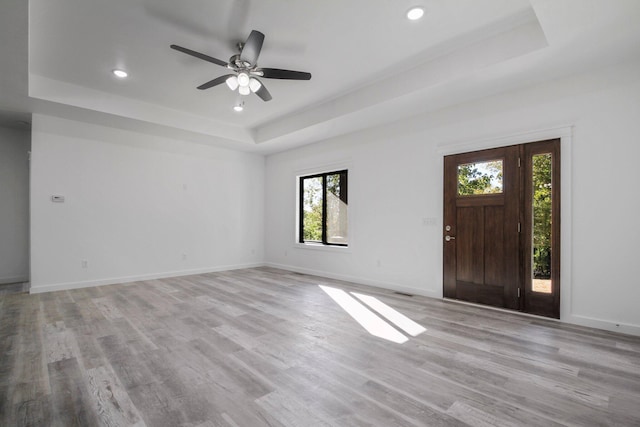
[197,74,235,90]
[240,30,264,66]
[254,80,272,102]
[170,45,228,67]
[259,68,311,80]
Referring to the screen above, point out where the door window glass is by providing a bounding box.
[531,153,552,293]
[457,160,503,196]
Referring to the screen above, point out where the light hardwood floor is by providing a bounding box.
[1,267,639,426]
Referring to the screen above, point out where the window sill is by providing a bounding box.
[295,243,351,253]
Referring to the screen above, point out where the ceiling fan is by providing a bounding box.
[170,30,311,102]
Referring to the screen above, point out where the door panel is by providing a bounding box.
[455,207,483,284]
[444,145,520,311]
[484,206,505,286]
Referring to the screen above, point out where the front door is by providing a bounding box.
[443,145,520,310]
[443,140,561,318]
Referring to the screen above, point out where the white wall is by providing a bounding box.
[30,114,264,292]
[0,126,30,284]
[265,59,640,335]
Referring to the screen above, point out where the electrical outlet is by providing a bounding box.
[81,260,88,268]
[182,253,187,261]
[376,259,381,267]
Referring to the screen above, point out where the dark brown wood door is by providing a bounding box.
[443,146,520,310]
[443,140,561,318]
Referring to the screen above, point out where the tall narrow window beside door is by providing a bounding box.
[299,170,348,246]
[523,139,560,318]
[531,153,553,293]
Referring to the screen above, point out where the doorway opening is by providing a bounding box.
[443,139,560,318]
[0,123,31,295]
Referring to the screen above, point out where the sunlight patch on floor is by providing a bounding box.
[351,292,427,337]
[319,285,408,344]
[319,285,426,344]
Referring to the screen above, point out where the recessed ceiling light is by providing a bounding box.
[112,69,128,78]
[407,6,424,21]
[233,101,244,112]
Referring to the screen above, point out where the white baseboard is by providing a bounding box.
[29,262,265,294]
[0,275,29,285]
[265,262,441,299]
[562,313,640,337]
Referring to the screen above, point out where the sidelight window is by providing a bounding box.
[531,153,553,293]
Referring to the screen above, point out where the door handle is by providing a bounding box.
[445,235,456,242]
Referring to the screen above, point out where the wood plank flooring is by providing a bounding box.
[1,267,640,426]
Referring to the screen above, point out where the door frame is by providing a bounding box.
[437,127,572,320]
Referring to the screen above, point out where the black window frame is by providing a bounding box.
[298,169,348,246]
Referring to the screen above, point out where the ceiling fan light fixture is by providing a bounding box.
[112,69,128,78]
[237,72,250,87]
[249,77,262,93]
[238,85,250,95]
[406,6,425,20]
[226,75,239,90]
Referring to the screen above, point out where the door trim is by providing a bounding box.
[436,125,572,155]
[438,126,573,322]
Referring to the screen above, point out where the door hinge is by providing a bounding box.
[518,222,521,233]
[518,288,521,298]
[518,157,521,167]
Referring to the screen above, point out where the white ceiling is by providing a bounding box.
[1,0,640,153]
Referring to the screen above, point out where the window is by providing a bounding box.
[457,159,503,196]
[299,170,348,246]
[531,152,553,294]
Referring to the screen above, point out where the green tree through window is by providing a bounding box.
[457,160,503,195]
[532,153,552,279]
[302,177,322,241]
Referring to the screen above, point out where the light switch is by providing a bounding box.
[422,217,436,226]
[51,195,65,203]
